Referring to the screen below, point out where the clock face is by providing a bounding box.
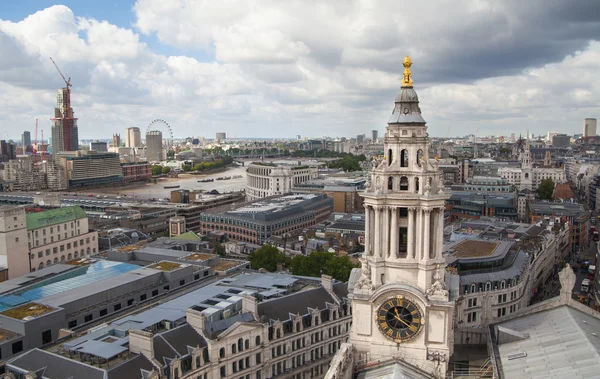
[376,297,423,343]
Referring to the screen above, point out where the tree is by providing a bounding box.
[213,242,226,257]
[248,244,288,272]
[151,165,163,176]
[161,166,171,175]
[290,251,357,282]
[537,178,555,200]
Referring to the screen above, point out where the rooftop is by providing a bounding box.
[213,260,245,271]
[171,231,201,241]
[0,260,140,311]
[492,305,600,378]
[146,261,183,271]
[0,302,56,320]
[183,253,213,261]
[452,240,499,258]
[26,206,87,230]
[529,201,586,217]
[228,194,322,215]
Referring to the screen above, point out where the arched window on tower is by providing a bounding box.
[401,149,408,167]
[388,149,393,166]
[525,172,529,179]
[417,149,423,167]
[388,176,393,190]
[415,177,420,193]
[399,176,409,191]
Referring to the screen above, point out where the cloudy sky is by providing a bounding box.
[1,1,599,140]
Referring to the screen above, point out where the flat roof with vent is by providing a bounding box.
[147,261,183,271]
[0,302,56,320]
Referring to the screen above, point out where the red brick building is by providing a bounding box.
[121,162,151,182]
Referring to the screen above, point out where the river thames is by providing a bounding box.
[98,158,328,200]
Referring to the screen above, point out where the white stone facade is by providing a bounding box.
[245,163,317,201]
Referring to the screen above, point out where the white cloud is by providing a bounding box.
[1,2,600,140]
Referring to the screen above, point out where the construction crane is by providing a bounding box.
[49,57,71,90]
[41,129,45,161]
[49,57,77,151]
[33,119,38,163]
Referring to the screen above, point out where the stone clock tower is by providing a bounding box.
[350,57,454,378]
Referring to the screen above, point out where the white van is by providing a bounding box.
[581,278,591,293]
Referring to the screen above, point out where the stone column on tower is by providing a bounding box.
[416,208,423,260]
[437,207,445,259]
[390,207,398,259]
[373,206,381,257]
[364,205,371,255]
[408,207,416,259]
[423,208,431,262]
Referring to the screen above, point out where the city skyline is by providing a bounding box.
[1,1,600,140]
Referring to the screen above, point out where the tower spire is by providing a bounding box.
[401,56,413,87]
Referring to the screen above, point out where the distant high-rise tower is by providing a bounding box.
[584,118,597,138]
[357,134,365,144]
[51,88,79,154]
[216,132,226,142]
[125,127,141,148]
[371,129,378,142]
[112,134,120,148]
[0,141,16,162]
[21,131,31,151]
[146,130,163,162]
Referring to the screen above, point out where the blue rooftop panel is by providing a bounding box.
[0,261,139,311]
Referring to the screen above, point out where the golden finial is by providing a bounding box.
[402,56,413,87]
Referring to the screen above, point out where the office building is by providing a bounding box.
[584,118,597,138]
[528,201,589,252]
[89,141,108,152]
[201,193,333,244]
[146,130,163,162]
[293,177,366,213]
[20,131,31,151]
[445,238,531,344]
[56,151,124,188]
[245,163,318,201]
[125,127,142,148]
[51,88,79,154]
[216,132,226,142]
[356,134,365,144]
[552,133,570,147]
[371,129,378,142]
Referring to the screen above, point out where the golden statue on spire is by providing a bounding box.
[402,56,413,87]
